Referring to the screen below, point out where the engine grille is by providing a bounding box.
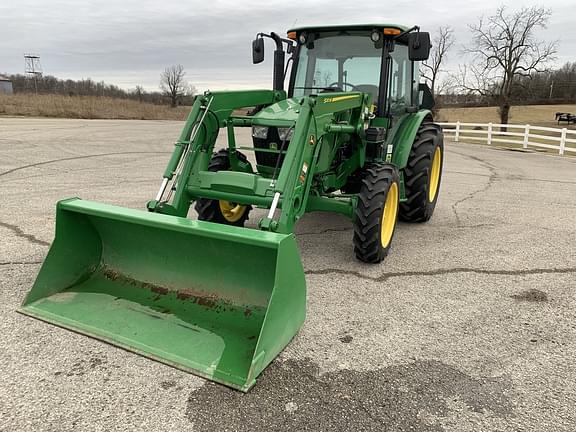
[252,127,290,168]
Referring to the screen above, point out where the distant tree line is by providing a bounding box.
[4,72,195,106]
[512,62,576,103]
[439,62,576,107]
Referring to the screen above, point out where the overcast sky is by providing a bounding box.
[1,0,574,92]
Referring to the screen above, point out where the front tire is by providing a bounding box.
[399,122,444,222]
[194,149,252,227]
[353,164,400,263]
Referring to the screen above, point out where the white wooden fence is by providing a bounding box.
[437,122,576,156]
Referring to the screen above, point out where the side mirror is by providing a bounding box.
[408,32,431,61]
[252,38,265,64]
[418,83,435,109]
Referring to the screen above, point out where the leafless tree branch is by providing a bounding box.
[160,64,188,107]
[421,26,455,96]
[456,5,557,127]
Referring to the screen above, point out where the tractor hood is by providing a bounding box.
[251,97,301,126]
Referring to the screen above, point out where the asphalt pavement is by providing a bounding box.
[0,117,575,431]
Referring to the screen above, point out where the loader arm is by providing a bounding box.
[147,89,285,216]
[149,90,370,234]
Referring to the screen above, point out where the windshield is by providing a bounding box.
[292,34,382,102]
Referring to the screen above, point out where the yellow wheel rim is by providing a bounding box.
[219,201,246,223]
[428,147,442,202]
[380,182,399,248]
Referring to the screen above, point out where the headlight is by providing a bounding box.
[277,127,294,141]
[252,126,269,139]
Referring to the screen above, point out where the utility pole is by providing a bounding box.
[24,54,43,94]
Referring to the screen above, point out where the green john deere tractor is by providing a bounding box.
[20,23,444,391]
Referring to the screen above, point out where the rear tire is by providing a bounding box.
[353,164,400,263]
[399,122,444,222]
[195,149,252,227]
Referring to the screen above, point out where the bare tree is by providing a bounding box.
[459,6,557,128]
[160,65,188,107]
[421,26,454,97]
[134,85,144,102]
[189,84,198,96]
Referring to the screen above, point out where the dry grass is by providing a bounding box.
[437,104,576,129]
[3,94,575,130]
[0,93,189,120]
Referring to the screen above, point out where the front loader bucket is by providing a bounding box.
[20,198,306,391]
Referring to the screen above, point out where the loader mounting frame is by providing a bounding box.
[147,89,421,234]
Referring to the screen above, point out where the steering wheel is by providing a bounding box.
[327,82,360,92]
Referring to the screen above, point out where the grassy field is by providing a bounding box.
[437,104,576,128]
[0,94,189,120]
[2,94,575,129]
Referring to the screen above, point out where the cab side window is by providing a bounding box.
[389,45,411,113]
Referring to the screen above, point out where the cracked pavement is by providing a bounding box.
[1,118,575,431]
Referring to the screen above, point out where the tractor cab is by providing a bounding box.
[253,24,431,120]
[250,24,431,175]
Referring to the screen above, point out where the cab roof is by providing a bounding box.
[287,23,410,33]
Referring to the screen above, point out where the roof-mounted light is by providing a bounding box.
[383,27,402,36]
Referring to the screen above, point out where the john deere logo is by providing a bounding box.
[269,142,278,150]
